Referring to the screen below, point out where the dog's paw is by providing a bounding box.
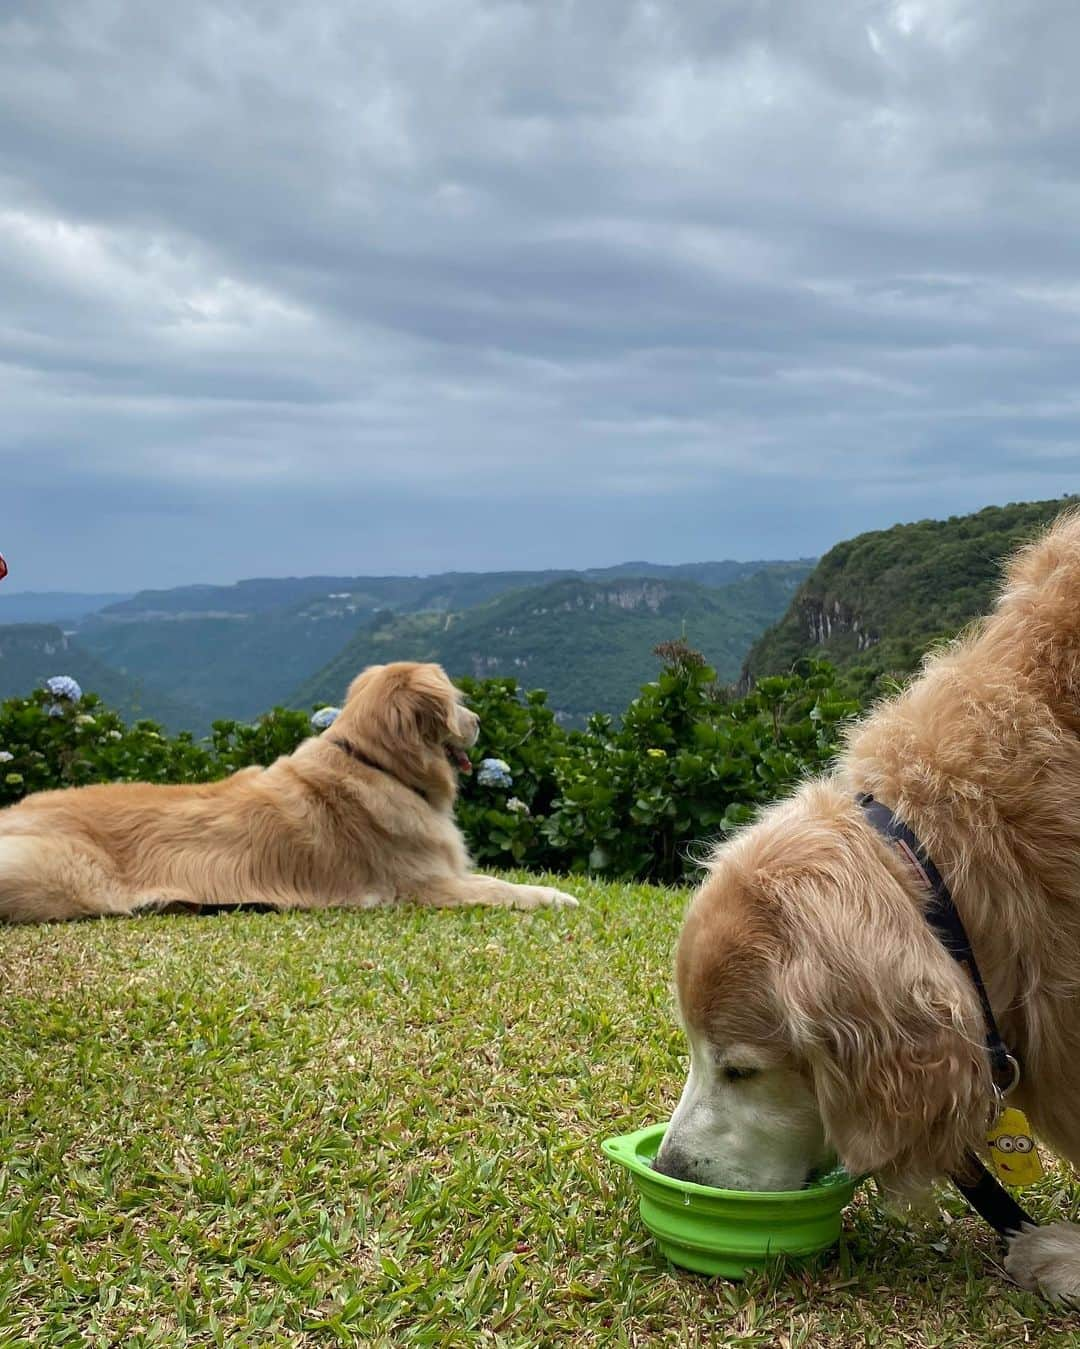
[514,886,579,911]
[1006,1222,1080,1304]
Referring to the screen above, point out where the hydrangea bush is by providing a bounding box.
[543,650,858,881]
[454,678,571,868]
[458,649,859,880]
[0,684,313,809]
[0,686,216,806]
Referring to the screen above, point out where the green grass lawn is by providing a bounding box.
[1,876,1077,1346]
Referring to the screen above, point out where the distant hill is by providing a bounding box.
[0,592,132,625]
[77,603,368,727]
[295,566,810,721]
[742,497,1080,686]
[0,624,200,728]
[94,559,807,621]
[79,559,810,729]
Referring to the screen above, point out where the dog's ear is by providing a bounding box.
[389,665,457,746]
[774,852,990,1188]
[340,664,457,783]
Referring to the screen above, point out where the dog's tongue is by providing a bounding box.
[453,747,473,774]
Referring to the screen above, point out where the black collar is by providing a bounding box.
[330,736,429,804]
[857,792,1035,1239]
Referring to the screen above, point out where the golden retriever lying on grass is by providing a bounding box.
[655,510,1080,1302]
[0,662,577,922]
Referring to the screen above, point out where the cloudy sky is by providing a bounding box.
[2,1,1079,590]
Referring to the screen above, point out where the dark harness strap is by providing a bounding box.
[330,735,429,803]
[856,792,1036,1239]
[950,1154,1035,1238]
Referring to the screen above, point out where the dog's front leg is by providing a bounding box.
[422,874,578,912]
[1006,1222,1080,1304]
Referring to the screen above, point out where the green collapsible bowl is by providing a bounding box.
[602,1122,859,1279]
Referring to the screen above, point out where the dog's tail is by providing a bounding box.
[985,507,1080,709]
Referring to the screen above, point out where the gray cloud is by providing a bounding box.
[1,0,1079,588]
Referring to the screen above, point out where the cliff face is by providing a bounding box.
[0,624,73,677]
[468,584,673,676]
[598,582,670,613]
[799,596,879,652]
[522,581,672,617]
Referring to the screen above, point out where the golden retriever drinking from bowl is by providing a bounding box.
[0,662,577,922]
[655,511,1080,1302]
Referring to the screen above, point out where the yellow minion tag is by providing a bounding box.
[986,1107,1044,1187]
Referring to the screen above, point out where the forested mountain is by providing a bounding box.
[0,624,199,727]
[78,604,367,726]
[295,566,809,721]
[91,558,806,621]
[74,559,810,728]
[10,496,1078,733]
[742,497,1079,685]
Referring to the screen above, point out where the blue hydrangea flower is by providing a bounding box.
[0,751,12,764]
[311,706,342,730]
[477,757,513,788]
[46,703,65,718]
[45,675,82,702]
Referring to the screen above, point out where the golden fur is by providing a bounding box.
[0,662,577,922]
[661,509,1080,1302]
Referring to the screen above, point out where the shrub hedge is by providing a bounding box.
[0,647,866,883]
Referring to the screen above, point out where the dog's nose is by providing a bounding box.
[651,1144,693,1181]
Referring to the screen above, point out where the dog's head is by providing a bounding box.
[332,662,479,805]
[654,784,990,1193]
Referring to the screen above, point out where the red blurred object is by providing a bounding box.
[0,552,7,582]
